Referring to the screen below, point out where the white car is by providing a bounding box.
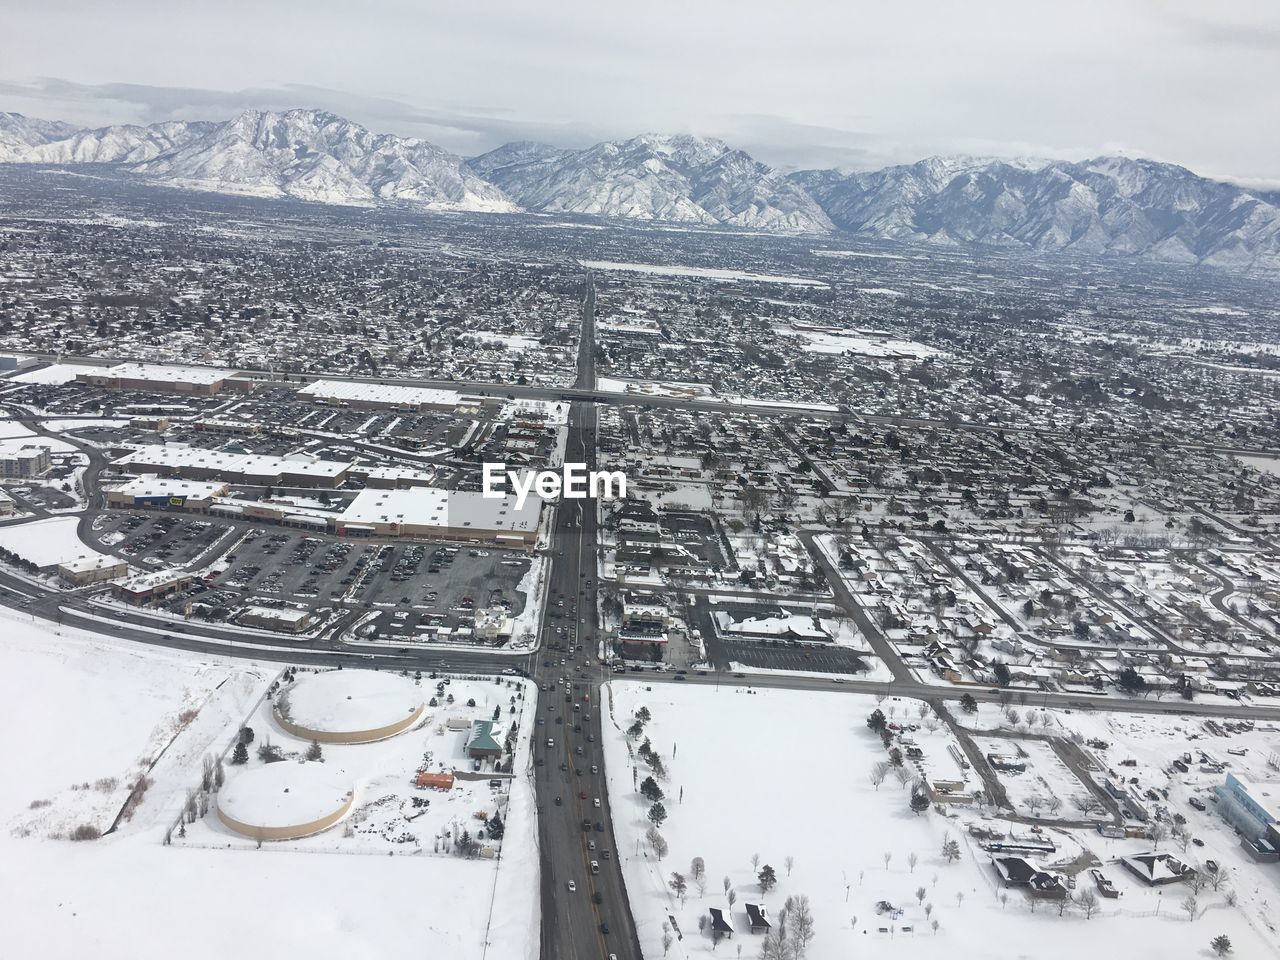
[593,798,601,808]
[567,880,576,892]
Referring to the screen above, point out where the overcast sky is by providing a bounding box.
[3,0,1278,182]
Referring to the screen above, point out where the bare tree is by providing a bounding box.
[883,851,893,870]
[661,929,673,956]
[892,765,912,789]
[870,761,891,791]
[784,855,795,877]
[1076,889,1099,920]
[955,891,965,909]
[1208,865,1230,893]
[1148,822,1170,850]
[788,894,816,957]
[908,852,919,873]
[1182,893,1199,922]
[915,886,927,904]
[691,856,707,897]
[751,852,761,872]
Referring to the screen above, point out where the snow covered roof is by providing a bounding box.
[217,761,352,831]
[297,379,462,409]
[339,487,539,533]
[278,670,423,737]
[101,362,230,385]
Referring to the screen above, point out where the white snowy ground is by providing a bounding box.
[0,514,110,567]
[0,614,539,960]
[601,680,1279,960]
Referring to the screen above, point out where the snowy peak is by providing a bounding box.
[4,108,518,213]
[471,132,832,233]
[2,106,1278,271]
[22,120,217,164]
[793,155,1280,273]
[131,109,518,211]
[0,111,82,161]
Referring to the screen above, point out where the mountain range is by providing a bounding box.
[3,108,1278,273]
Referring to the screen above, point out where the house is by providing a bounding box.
[745,903,771,934]
[1120,853,1194,886]
[990,856,1068,898]
[466,719,503,760]
[708,906,734,939]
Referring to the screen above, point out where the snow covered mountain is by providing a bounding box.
[132,110,519,211]
[3,106,1279,271]
[792,156,1280,272]
[469,134,833,233]
[0,112,81,161]
[4,109,517,212]
[22,120,217,164]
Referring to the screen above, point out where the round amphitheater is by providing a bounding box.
[273,669,425,744]
[217,761,354,841]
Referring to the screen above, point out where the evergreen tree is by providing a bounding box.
[910,790,931,816]
[305,740,323,761]
[231,741,249,765]
[758,864,777,893]
[640,776,665,802]
[959,693,978,714]
[487,812,505,841]
[648,802,668,827]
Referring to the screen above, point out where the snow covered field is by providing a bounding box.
[602,681,1278,959]
[0,514,108,567]
[580,260,829,288]
[780,325,945,358]
[0,617,540,960]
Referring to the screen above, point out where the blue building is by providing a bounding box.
[1213,773,1280,862]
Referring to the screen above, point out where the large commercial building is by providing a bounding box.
[336,487,540,548]
[1,444,52,478]
[105,476,231,510]
[296,379,471,412]
[1214,773,1280,861]
[77,362,235,395]
[113,444,352,488]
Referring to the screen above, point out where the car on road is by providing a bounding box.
[581,819,591,832]
[590,860,600,874]
[593,891,603,904]
[590,764,599,775]
[579,791,587,799]
[567,881,576,892]
[546,738,554,747]
[674,674,686,681]
[595,821,604,832]
[601,849,610,860]
[593,798,601,808]
[554,796,562,806]
[587,840,596,851]
[600,922,610,935]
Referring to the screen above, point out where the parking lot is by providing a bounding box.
[661,511,730,569]
[719,637,869,675]
[201,526,533,641]
[88,510,232,568]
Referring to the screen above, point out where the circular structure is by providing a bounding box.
[274,669,424,744]
[217,761,354,841]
